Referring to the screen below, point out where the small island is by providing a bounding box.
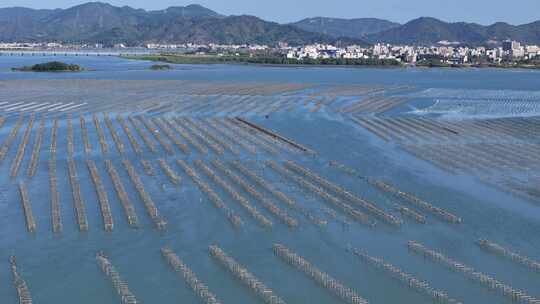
[12,61,83,72]
[149,64,173,70]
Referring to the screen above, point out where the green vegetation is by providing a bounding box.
[149,64,172,70]
[127,54,540,70]
[416,59,454,68]
[12,61,83,72]
[126,54,401,67]
[416,58,540,69]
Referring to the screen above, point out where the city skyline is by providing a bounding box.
[2,0,540,25]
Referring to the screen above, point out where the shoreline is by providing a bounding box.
[122,55,540,71]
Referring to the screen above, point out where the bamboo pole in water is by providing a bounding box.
[122,159,166,230]
[27,117,45,178]
[177,159,242,228]
[128,115,157,153]
[175,117,223,155]
[267,161,374,227]
[195,160,271,228]
[231,161,326,227]
[104,113,125,154]
[273,244,368,304]
[117,115,142,155]
[105,160,139,227]
[212,159,297,227]
[138,116,174,154]
[87,160,114,232]
[18,182,36,233]
[66,114,74,158]
[370,180,461,224]
[49,157,62,233]
[67,158,89,232]
[209,245,287,304]
[164,117,207,154]
[80,115,92,154]
[93,114,109,154]
[0,115,24,162]
[477,239,540,273]
[284,161,401,226]
[349,247,461,304]
[10,114,35,178]
[96,252,139,304]
[10,256,33,304]
[161,247,223,304]
[408,241,540,304]
[158,158,181,185]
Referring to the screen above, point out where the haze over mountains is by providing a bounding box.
[292,17,401,39]
[0,2,539,46]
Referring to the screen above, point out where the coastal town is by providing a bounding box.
[1,40,539,67]
[284,40,540,66]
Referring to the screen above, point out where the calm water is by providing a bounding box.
[1,55,540,90]
[0,56,539,304]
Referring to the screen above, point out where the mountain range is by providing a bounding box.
[0,2,539,46]
[0,2,363,46]
[366,17,540,45]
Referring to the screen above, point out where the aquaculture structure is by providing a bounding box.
[161,247,222,304]
[177,159,243,228]
[105,160,139,227]
[212,159,298,227]
[477,239,540,273]
[209,245,287,304]
[273,244,369,304]
[87,160,114,231]
[96,252,139,304]
[158,158,181,185]
[0,115,24,162]
[27,117,45,178]
[10,256,33,304]
[370,180,461,223]
[67,158,89,231]
[18,182,36,233]
[284,161,401,226]
[349,247,461,303]
[122,159,166,230]
[196,160,270,227]
[49,158,62,233]
[10,114,35,178]
[408,241,539,304]
[80,116,92,154]
[267,161,374,227]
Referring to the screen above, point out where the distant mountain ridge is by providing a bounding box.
[366,17,540,45]
[0,2,365,46]
[291,17,400,39]
[1,3,539,46]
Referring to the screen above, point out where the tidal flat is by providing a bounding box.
[0,56,539,304]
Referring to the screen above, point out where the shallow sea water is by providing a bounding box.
[0,56,538,304]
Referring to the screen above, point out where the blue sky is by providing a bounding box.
[3,0,540,25]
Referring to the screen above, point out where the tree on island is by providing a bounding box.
[149,64,172,70]
[12,61,83,72]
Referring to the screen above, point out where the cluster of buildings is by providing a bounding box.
[0,42,64,49]
[284,41,540,65]
[0,42,112,50]
[0,41,270,56]
[145,43,269,52]
[2,40,540,66]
